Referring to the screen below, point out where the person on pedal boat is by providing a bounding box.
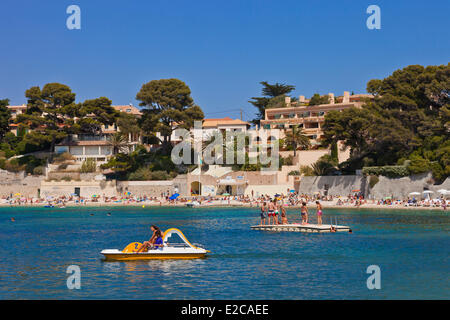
[136,225,162,253]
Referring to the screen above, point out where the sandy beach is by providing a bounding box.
[1,198,447,211]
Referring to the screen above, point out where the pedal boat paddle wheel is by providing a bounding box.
[100,228,210,261]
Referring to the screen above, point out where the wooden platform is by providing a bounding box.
[250,223,351,233]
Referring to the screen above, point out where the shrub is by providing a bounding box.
[4,159,24,172]
[58,163,69,170]
[33,166,44,175]
[61,176,72,181]
[80,158,97,173]
[282,155,294,166]
[288,170,301,176]
[362,165,409,178]
[407,155,430,174]
[300,165,314,176]
[128,167,173,181]
[368,175,379,188]
[54,152,75,163]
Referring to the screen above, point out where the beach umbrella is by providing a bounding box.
[169,193,180,200]
[423,191,434,194]
[409,192,420,195]
[352,189,360,192]
[222,193,230,196]
[437,189,448,194]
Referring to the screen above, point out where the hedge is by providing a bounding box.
[362,165,409,178]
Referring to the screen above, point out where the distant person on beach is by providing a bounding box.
[260,202,267,225]
[316,201,323,225]
[300,202,308,225]
[136,225,161,253]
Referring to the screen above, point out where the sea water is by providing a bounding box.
[0,206,448,299]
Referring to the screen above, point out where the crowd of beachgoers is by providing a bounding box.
[1,191,448,210]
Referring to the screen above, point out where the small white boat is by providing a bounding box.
[100,228,209,261]
[186,201,200,208]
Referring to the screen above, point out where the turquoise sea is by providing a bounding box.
[0,206,449,299]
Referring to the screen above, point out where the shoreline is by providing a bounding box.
[0,201,446,211]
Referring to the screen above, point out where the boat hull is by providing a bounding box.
[102,252,207,261]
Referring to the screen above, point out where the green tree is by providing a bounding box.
[323,63,449,181]
[136,79,204,153]
[282,125,310,156]
[117,112,140,136]
[18,83,77,154]
[0,99,11,140]
[76,97,119,135]
[311,155,336,176]
[107,132,129,154]
[308,93,330,106]
[249,81,295,125]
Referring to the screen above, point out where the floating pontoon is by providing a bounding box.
[251,223,351,233]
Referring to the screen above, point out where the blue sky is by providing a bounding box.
[1,0,449,120]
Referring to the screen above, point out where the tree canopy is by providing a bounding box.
[76,97,119,135]
[0,99,11,140]
[323,63,450,182]
[308,93,330,106]
[18,83,77,153]
[249,81,295,125]
[136,78,204,151]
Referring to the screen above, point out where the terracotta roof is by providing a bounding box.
[202,117,250,128]
[113,105,142,116]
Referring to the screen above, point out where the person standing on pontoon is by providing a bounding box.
[280,204,288,225]
[260,201,267,225]
[300,202,308,225]
[267,200,277,225]
[316,201,323,225]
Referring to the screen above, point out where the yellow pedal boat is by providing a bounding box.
[100,228,210,261]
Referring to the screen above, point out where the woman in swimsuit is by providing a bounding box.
[300,202,308,225]
[136,225,161,253]
[316,201,323,225]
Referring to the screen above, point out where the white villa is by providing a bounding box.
[54,104,142,165]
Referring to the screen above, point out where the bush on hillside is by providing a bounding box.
[362,165,409,178]
[80,158,97,173]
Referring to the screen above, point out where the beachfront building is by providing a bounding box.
[260,91,374,144]
[201,117,251,137]
[156,117,251,145]
[187,168,295,197]
[54,105,142,164]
